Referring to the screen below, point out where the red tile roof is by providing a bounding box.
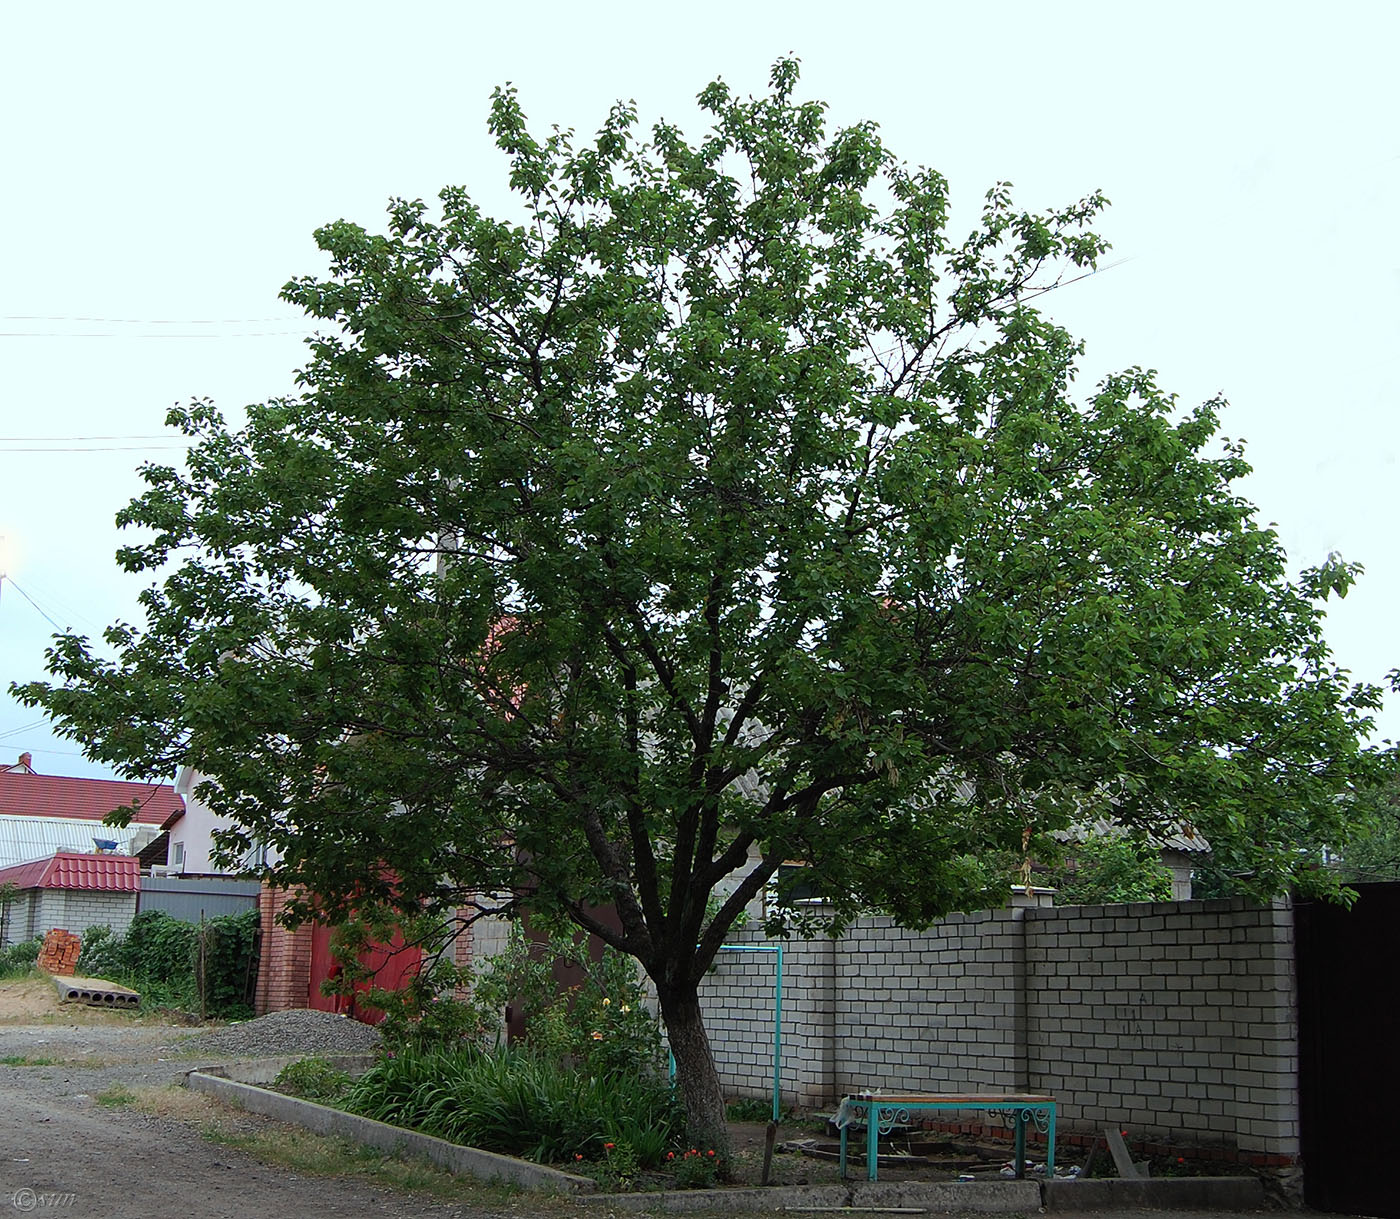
[0,767,181,826]
[0,851,140,892]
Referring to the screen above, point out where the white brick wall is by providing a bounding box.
[34,891,138,943]
[699,897,1300,1159]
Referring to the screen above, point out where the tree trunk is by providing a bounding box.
[657,982,731,1162]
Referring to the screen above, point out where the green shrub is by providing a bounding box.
[76,924,123,978]
[195,909,259,1018]
[464,923,664,1080]
[725,1096,789,1123]
[0,937,42,979]
[275,1056,353,1103]
[671,1146,721,1188]
[344,1045,683,1167]
[75,908,258,1018]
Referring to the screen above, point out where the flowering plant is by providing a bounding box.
[672,1146,720,1189]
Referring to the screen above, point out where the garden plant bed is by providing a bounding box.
[186,1067,597,1192]
[196,1054,1046,1195]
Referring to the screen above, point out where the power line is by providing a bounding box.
[0,577,65,631]
[0,444,192,452]
[0,434,181,441]
[1,314,311,325]
[0,330,313,339]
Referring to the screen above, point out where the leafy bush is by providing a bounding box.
[344,1045,683,1166]
[275,1055,353,1104]
[0,937,42,979]
[195,909,259,1017]
[75,909,258,1017]
[1043,833,1173,905]
[671,1146,721,1188]
[76,923,123,978]
[465,923,663,1080]
[725,1096,789,1123]
[356,917,665,1083]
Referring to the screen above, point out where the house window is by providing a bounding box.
[171,842,185,868]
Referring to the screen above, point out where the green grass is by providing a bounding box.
[126,1085,536,1207]
[205,1127,528,1203]
[0,1054,59,1067]
[96,1083,137,1107]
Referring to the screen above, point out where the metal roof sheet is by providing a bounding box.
[0,768,181,826]
[0,851,140,892]
[0,816,143,870]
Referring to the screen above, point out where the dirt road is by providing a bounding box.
[0,981,506,1218]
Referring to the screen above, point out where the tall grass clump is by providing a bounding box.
[343,1045,682,1165]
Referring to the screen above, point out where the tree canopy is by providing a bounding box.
[17,60,1384,1145]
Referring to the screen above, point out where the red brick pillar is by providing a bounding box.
[255,884,314,1014]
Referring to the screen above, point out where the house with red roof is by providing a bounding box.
[0,851,141,948]
[0,752,181,868]
[0,753,182,948]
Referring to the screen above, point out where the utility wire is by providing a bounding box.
[0,719,48,741]
[0,577,66,631]
[0,330,313,339]
[0,434,181,441]
[0,444,192,452]
[1,314,310,325]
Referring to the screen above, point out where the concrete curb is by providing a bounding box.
[577,1185,849,1213]
[1041,1175,1267,1211]
[184,1070,595,1193]
[193,1054,379,1086]
[579,1180,1042,1213]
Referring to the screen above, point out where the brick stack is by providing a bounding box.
[37,928,83,975]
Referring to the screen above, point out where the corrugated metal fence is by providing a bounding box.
[137,875,260,922]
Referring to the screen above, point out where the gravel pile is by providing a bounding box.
[183,1008,383,1059]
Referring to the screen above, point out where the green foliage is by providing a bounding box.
[466,923,664,1080]
[76,909,257,1017]
[599,1139,641,1188]
[725,1096,791,1123]
[1332,749,1400,883]
[1042,834,1173,905]
[124,910,198,982]
[0,937,42,980]
[195,909,259,1017]
[671,1145,721,1188]
[96,1083,136,1107]
[275,1055,354,1104]
[343,1045,683,1167]
[16,58,1386,1143]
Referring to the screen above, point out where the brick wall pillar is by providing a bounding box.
[254,884,313,1014]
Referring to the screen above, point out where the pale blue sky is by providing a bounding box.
[1,1,1396,777]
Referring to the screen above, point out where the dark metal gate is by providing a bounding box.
[1295,882,1400,1217]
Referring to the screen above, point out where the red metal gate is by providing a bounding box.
[307,920,422,1025]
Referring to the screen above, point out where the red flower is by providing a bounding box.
[604,1143,615,1150]
[666,1152,675,1160]
[707,1149,715,1157]
[574,1154,583,1161]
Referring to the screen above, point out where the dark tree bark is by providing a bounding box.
[657,981,731,1161]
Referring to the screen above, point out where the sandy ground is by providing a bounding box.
[0,977,164,1025]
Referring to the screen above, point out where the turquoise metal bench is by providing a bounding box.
[834,1092,1057,1181]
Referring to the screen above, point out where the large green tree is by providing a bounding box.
[18,61,1383,1149]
